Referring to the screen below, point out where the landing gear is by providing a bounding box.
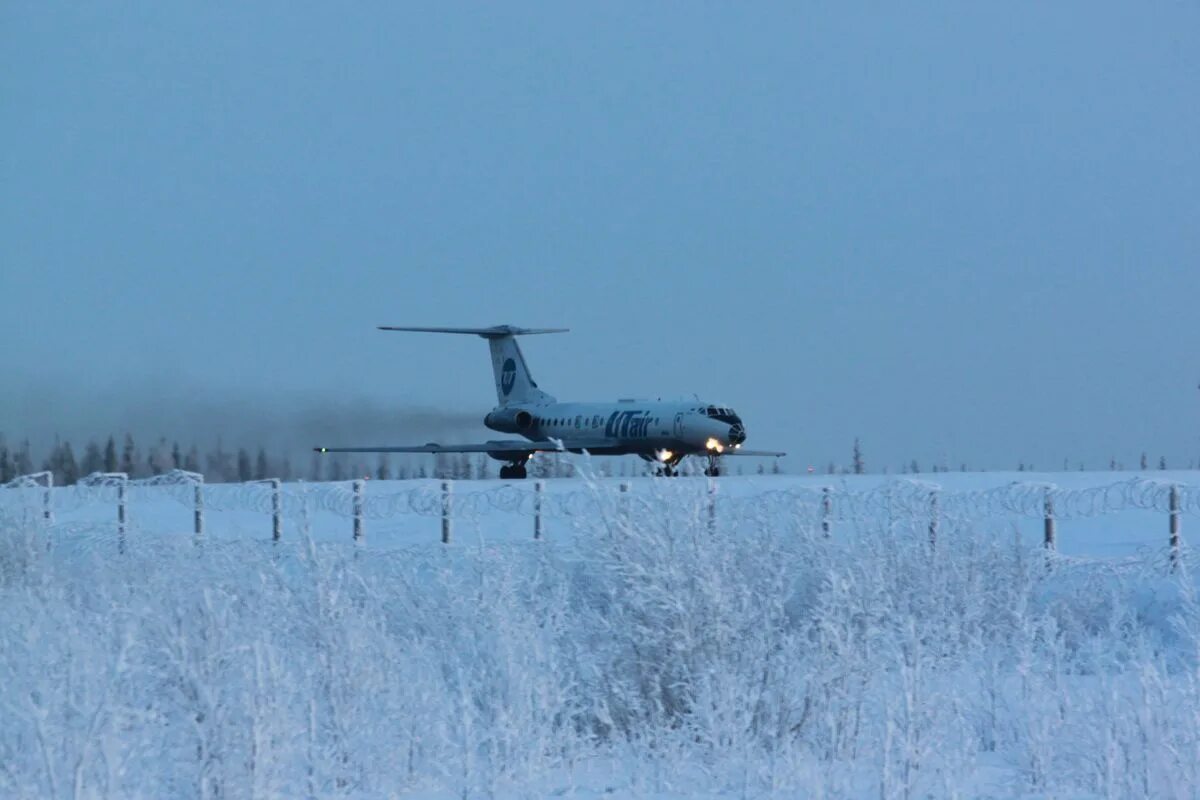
[499,460,528,480]
[649,452,685,477]
[704,455,722,478]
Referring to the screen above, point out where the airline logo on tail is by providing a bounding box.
[500,358,517,395]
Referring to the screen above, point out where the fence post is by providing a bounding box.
[271,479,282,542]
[707,478,718,533]
[821,486,832,537]
[441,480,452,544]
[929,490,939,551]
[1170,484,1181,572]
[353,479,364,544]
[193,477,204,540]
[1043,487,1056,552]
[620,481,631,528]
[117,475,128,553]
[42,471,54,523]
[534,480,545,540]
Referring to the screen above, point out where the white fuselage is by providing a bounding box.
[486,399,747,458]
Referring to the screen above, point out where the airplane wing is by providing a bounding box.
[315,440,575,455]
[723,449,787,457]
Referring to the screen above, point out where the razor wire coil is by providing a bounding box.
[4,471,1199,528]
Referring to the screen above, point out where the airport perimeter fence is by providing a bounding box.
[2,469,1198,564]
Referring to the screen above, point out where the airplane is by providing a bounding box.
[314,325,785,479]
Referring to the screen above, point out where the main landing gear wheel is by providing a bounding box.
[653,454,685,477]
[704,455,722,478]
[499,462,528,480]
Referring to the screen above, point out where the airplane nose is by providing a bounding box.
[729,423,746,445]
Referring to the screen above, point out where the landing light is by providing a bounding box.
[658,449,674,462]
[705,438,725,453]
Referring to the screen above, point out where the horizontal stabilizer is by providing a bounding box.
[378,325,568,339]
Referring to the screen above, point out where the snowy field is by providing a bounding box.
[2,470,1200,798]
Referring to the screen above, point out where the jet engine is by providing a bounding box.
[483,408,535,434]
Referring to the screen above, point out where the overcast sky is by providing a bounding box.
[3,2,1197,471]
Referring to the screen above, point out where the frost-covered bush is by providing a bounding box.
[1,484,1198,798]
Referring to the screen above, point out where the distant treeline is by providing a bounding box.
[835,437,1190,477]
[3,434,1188,487]
[0,434,786,486]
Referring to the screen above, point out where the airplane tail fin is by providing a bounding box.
[377,325,564,406]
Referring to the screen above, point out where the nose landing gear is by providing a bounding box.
[704,455,722,478]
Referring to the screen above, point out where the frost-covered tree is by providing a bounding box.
[1141,452,1148,470]
[255,448,269,481]
[80,440,104,475]
[39,443,55,482]
[104,436,119,472]
[207,440,234,482]
[147,437,172,476]
[61,441,79,484]
[13,440,33,476]
[0,443,11,483]
[43,439,80,486]
[852,437,865,474]
[184,445,201,474]
[120,434,138,477]
[236,448,253,482]
[376,456,391,481]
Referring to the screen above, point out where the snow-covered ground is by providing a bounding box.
[2,470,1199,798]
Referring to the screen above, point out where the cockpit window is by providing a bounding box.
[702,405,742,424]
